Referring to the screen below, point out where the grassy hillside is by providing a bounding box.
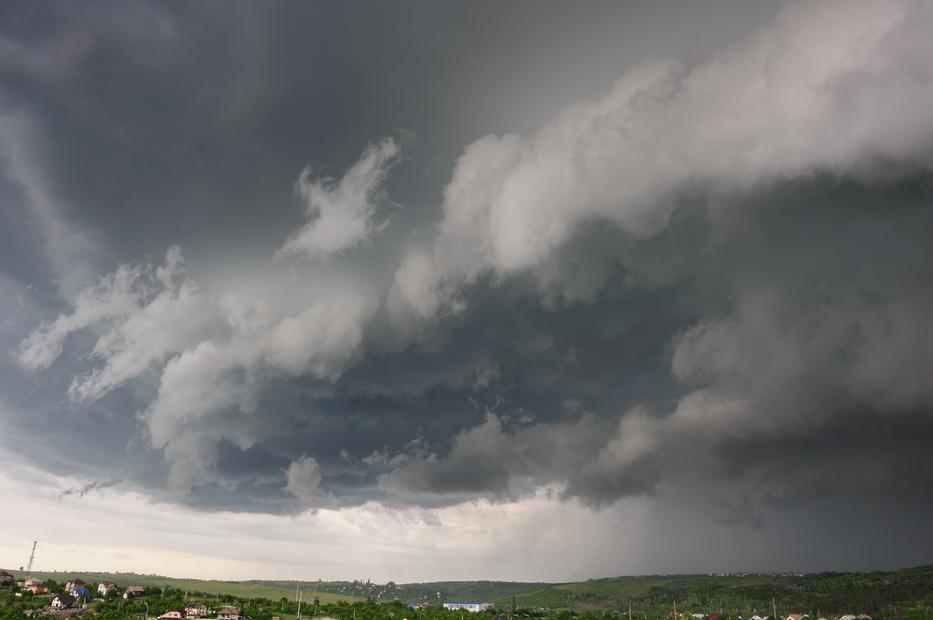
[494,565,933,612]
[5,564,932,614]
[5,571,356,604]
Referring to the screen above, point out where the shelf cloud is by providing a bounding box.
[2,0,933,577]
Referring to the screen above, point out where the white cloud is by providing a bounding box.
[389,0,933,324]
[17,247,197,379]
[19,247,378,494]
[277,138,401,261]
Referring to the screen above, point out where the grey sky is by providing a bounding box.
[2,0,933,581]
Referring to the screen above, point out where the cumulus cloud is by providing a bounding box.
[147,294,375,459]
[17,246,214,403]
[389,0,933,324]
[18,245,377,495]
[277,138,401,261]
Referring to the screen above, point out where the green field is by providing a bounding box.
[6,564,933,614]
[491,566,933,612]
[6,571,356,604]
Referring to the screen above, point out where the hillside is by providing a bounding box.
[5,564,933,614]
[492,565,933,612]
[5,571,356,604]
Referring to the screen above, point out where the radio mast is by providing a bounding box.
[25,541,37,579]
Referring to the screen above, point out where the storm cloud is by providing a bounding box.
[2,0,933,576]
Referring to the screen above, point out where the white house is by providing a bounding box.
[443,603,493,613]
[51,594,77,609]
[124,586,145,599]
[158,611,185,620]
[99,581,117,596]
[64,578,86,592]
[218,606,248,620]
[185,602,208,618]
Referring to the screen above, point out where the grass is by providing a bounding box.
[7,571,357,604]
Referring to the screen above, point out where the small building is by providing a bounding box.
[71,587,92,598]
[23,579,50,594]
[65,578,86,591]
[0,570,13,585]
[99,581,118,596]
[124,586,145,599]
[443,603,493,613]
[158,610,185,620]
[185,602,208,618]
[51,594,77,609]
[217,606,248,620]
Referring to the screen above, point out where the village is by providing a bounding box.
[0,569,891,620]
[1,571,251,620]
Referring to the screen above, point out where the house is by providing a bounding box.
[51,594,77,609]
[99,581,118,596]
[71,587,92,598]
[185,602,208,617]
[158,610,186,620]
[0,570,13,585]
[785,614,808,620]
[23,579,50,594]
[64,578,86,591]
[217,606,248,620]
[443,603,494,613]
[124,586,145,599]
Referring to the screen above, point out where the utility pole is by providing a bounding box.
[629,599,632,620]
[772,598,777,620]
[297,589,303,620]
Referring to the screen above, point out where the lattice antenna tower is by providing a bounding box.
[25,541,38,579]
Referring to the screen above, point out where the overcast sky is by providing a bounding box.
[2,0,933,583]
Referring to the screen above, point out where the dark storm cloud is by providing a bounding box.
[3,0,933,575]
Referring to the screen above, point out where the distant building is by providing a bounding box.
[443,603,493,613]
[99,581,118,596]
[65,578,86,591]
[218,606,248,620]
[71,587,92,598]
[0,570,13,585]
[23,578,50,594]
[158,610,185,620]
[124,586,146,599]
[51,594,77,609]
[185,602,209,617]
